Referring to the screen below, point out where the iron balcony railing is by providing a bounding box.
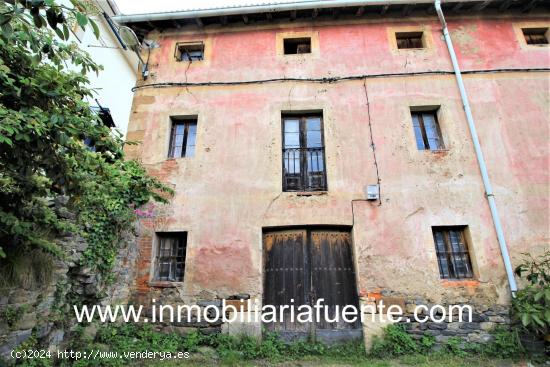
[283,147,327,191]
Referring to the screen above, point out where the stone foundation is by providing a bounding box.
[360,293,510,350]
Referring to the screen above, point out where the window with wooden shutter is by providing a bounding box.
[432,227,473,279]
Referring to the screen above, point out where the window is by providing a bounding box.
[168,118,197,158]
[433,227,473,280]
[396,32,424,49]
[154,233,187,282]
[522,28,548,45]
[411,110,444,150]
[284,37,311,54]
[175,42,204,61]
[282,114,326,191]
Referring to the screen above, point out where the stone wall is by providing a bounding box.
[132,288,254,338]
[361,291,511,349]
[0,200,140,359]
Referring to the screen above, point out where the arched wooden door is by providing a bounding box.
[263,228,362,343]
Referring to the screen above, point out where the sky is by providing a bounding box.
[114,0,303,15]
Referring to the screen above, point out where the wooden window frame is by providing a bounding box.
[396,31,424,49]
[281,113,327,192]
[411,110,444,151]
[154,233,187,282]
[283,37,312,54]
[168,118,197,158]
[521,28,549,45]
[175,42,205,61]
[432,226,474,280]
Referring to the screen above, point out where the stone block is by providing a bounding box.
[197,300,222,308]
[15,312,36,331]
[199,327,221,335]
[224,299,248,312]
[488,315,506,323]
[14,329,29,341]
[377,297,405,313]
[460,322,480,330]
[427,322,447,330]
[435,335,451,343]
[480,322,495,331]
[425,329,441,336]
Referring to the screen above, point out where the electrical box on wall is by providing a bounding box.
[365,184,380,200]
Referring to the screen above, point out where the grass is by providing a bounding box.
[145,353,523,367]
[11,323,531,367]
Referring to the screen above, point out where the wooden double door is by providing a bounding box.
[263,228,362,343]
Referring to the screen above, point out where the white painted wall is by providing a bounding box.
[63,0,139,136]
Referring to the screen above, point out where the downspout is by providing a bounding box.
[434,0,517,295]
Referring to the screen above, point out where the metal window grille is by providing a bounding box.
[433,227,473,279]
[155,234,186,282]
[411,111,444,150]
[282,115,327,191]
[168,119,197,158]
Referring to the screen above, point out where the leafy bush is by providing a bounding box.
[0,1,172,284]
[512,251,550,337]
[479,326,524,359]
[370,324,419,357]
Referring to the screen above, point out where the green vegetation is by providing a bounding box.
[0,304,29,328]
[512,251,550,338]
[370,323,525,360]
[8,323,521,367]
[0,0,171,286]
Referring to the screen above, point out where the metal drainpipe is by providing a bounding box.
[434,0,517,295]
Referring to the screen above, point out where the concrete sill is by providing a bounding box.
[148,281,183,288]
[293,191,328,197]
[440,279,480,288]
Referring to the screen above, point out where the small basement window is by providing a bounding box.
[432,227,473,280]
[154,233,187,282]
[396,32,424,49]
[175,42,204,61]
[522,28,548,45]
[411,109,444,151]
[284,37,311,54]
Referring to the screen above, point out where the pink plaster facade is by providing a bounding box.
[125,13,549,312]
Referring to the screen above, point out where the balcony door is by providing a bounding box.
[282,114,327,191]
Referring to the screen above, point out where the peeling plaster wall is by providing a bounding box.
[125,14,549,312]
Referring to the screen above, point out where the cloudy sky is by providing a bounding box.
[114,0,303,14]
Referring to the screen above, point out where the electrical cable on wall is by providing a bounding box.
[362,78,382,206]
[131,68,550,92]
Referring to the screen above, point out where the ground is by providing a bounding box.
[143,354,533,367]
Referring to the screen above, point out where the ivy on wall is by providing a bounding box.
[0,0,172,281]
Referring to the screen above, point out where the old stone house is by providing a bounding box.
[114,0,549,346]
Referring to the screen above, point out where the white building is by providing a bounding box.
[66,0,139,136]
